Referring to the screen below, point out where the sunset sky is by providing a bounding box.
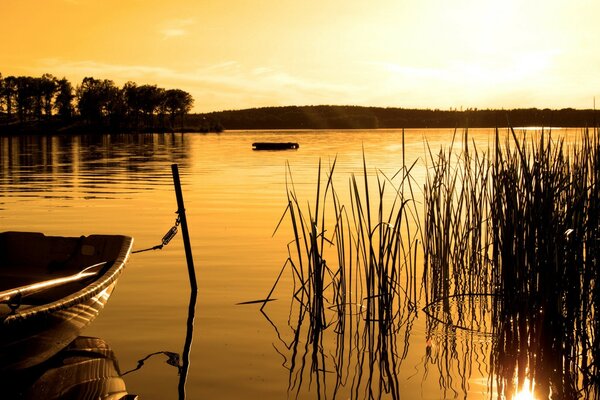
[2,0,599,112]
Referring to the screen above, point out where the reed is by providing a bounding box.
[266,139,422,398]
[423,127,600,398]
[490,127,600,399]
[266,126,599,399]
[422,129,495,334]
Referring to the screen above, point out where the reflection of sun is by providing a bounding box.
[513,378,536,400]
[514,390,535,400]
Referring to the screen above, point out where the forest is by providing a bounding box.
[203,105,600,130]
[0,73,222,134]
[2,73,598,134]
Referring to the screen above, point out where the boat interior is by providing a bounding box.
[0,232,126,309]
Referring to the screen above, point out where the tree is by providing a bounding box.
[76,77,120,127]
[0,74,3,114]
[137,84,164,129]
[15,76,36,123]
[164,89,194,130]
[1,72,197,131]
[1,76,18,122]
[123,81,141,129]
[39,73,57,119]
[55,78,74,121]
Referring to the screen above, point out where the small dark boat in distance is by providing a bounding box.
[0,231,133,371]
[252,142,299,150]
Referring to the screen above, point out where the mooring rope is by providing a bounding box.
[132,213,181,254]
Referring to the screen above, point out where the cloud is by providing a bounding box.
[33,54,594,112]
[159,18,195,39]
[38,58,175,81]
[33,58,358,111]
[160,28,187,38]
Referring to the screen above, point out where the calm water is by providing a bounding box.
[0,128,578,399]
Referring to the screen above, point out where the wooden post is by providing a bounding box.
[171,163,198,292]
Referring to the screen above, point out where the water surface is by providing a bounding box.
[0,128,579,399]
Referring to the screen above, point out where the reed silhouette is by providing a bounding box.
[264,138,421,398]
[264,127,600,399]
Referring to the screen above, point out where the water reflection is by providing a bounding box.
[262,294,416,399]
[422,286,599,399]
[0,133,191,200]
[121,288,198,400]
[3,128,598,399]
[420,129,600,400]
[261,222,419,399]
[1,336,135,400]
[491,293,597,400]
[262,282,595,400]
[422,294,494,398]
[259,158,421,399]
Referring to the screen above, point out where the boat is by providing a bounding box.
[0,231,133,371]
[252,142,299,150]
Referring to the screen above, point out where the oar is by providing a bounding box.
[0,261,108,304]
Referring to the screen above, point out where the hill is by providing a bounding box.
[198,105,600,130]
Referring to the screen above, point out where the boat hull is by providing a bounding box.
[252,142,299,150]
[0,284,116,370]
[0,232,133,371]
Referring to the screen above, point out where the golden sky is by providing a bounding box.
[2,0,599,112]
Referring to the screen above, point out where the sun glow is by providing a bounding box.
[1,0,599,111]
[513,378,536,400]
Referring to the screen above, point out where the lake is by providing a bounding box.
[0,128,588,399]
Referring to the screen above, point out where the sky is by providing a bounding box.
[1,0,599,113]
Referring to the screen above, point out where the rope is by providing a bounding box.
[132,213,181,254]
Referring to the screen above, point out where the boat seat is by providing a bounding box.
[0,275,91,308]
[0,272,48,293]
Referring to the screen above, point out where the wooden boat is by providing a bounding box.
[252,142,299,150]
[0,231,133,371]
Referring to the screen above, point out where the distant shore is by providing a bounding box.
[201,105,600,130]
[1,105,598,136]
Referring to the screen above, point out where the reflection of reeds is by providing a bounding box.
[421,129,496,396]
[423,127,600,398]
[423,129,494,328]
[266,140,421,398]
[266,127,599,399]
[491,128,600,399]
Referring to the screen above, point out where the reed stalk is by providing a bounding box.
[266,146,421,398]
[266,126,599,399]
[489,127,600,399]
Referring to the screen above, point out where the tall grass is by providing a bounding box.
[422,127,599,398]
[490,128,600,399]
[266,136,422,398]
[423,129,495,333]
[265,127,599,399]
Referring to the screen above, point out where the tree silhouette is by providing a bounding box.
[137,84,164,129]
[123,81,141,130]
[15,76,36,123]
[1,72,202,133]
[76,77,120,126]
[39,74,57,120]
[2,76,18,122]
[164,89,194,130]
[55,78,74,121]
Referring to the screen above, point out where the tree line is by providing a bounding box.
[203,105,600,129]
[0,73,196,132]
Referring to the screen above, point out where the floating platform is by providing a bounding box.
[252,142,299,151]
